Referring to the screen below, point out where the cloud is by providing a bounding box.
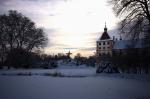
[0,0,66,18]
[0,0,119,57]
[62,47,95,51]
[63,47,78,50]
[80,47,95,51]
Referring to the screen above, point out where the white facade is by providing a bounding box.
[96,39,113,57]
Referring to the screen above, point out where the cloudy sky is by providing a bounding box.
[0,0,119,57]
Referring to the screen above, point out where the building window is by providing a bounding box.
[102,53,105,55]
[99,47,101,49]
[96,49,98,52]
[107,47,110,49]
[103,42,105,45]
[107,52,110,55]
[99,43,101,45]
[107,42,109,45]
[103,47,105,49]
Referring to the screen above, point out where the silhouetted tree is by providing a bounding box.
[86,56,96,67]
[0,10,48,67]
[109,0,150,39]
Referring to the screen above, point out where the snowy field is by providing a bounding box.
[0,75,150,99]
[0,67,150,99]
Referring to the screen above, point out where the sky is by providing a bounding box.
[0,0,119,57]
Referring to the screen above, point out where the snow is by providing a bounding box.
[0,75,150,99]
[0,65,150,99]
[0,66,96,77]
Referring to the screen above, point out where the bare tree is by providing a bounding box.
[0,15,8,65]
[0,10,48,66]
[109,0,150,39]
[4,10,47,51]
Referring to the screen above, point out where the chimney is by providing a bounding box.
[113,36,115,41]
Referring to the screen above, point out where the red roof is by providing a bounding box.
[100,31,110,40]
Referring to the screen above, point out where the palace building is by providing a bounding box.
[96,23,150,65]
[96,24,150,73]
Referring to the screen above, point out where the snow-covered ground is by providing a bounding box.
[0,75,150,99]
[0,65,150,99]
[0,66,96,77]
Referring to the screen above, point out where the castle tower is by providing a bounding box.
[96,23,113,63]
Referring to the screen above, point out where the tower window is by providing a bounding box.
[103,42,105,45]
[102,53,105,55]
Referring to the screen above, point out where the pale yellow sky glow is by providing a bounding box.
[0,0,119,57]
[44,0,118,57]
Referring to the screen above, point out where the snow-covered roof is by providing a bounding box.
[113,39,150,49]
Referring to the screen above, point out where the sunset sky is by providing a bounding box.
[0,0,119,57]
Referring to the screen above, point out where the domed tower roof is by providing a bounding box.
[100,23,110,40]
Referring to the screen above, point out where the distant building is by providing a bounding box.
[96,24,150,64]
[113,39,150,56]
[96,24,113,57]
